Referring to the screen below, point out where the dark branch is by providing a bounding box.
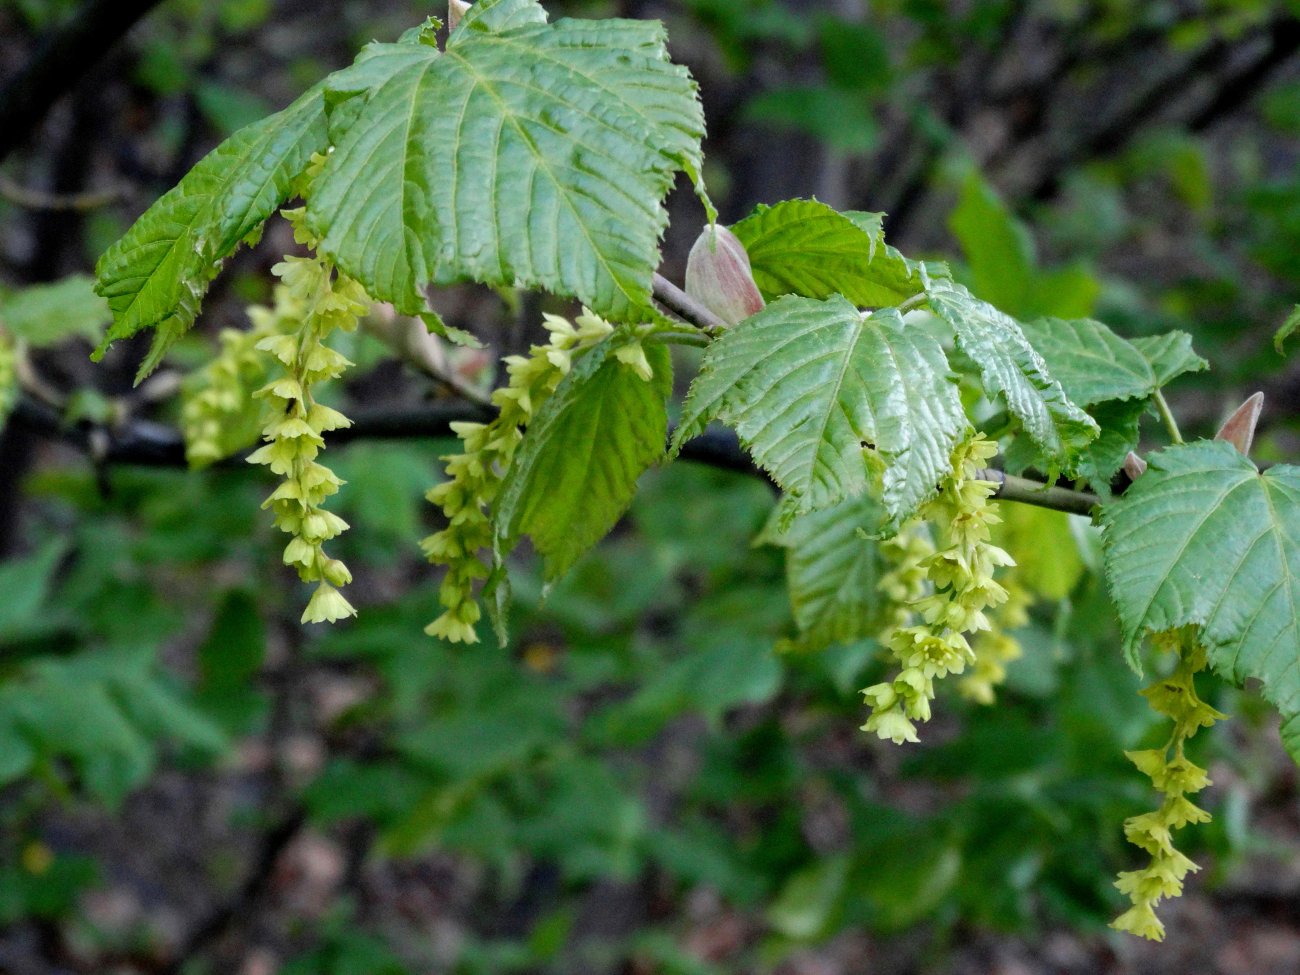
[0,0,167,165]
[12,394,1101,515]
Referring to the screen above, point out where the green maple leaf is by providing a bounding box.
[494,338,672,583]
[672,296,966,524]
[731,198,945,308]
[306,0,705,324]
[1102,440,1300,760]
[93,86,327,380]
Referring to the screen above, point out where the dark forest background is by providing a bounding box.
[2,1,1300,973]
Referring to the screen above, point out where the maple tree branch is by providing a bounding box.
[12,394,1101,515]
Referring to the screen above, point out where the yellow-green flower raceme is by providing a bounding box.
[862,433,1015,744]
[245,208,367,625]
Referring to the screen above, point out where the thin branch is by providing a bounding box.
[652,272,726,333]
[361,310,493,408]
[12,394,1103,515]
[974,468,1099,517]
[0,0,168,164]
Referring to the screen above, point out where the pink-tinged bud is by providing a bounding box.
[449,0,470,29]
[1216,391,1264,457]
[685,225,765,326]
[1123,451,1148,482]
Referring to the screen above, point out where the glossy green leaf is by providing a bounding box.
[1073,398,1150,494]
[732,198,944,308]
[1101,440,1300,758]
[307,6,704,325]
[495,340,671,582]
[94,86,327,379]
[763,494,888,650]
[924,279,1097,467]
[673,297,966,522]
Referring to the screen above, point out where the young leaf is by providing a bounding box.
[924,279,1098,467]
[672,296,966,523]
[731,199,943,308]
[494,339,672,582]
[1101,440,1300,759]
[452,0,547,35]
[306,7,705,325]
[762,494,889,650]
[94,86,327,380]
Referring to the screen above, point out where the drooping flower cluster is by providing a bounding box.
[1111,628,1225,941]
[861,434,1014,744]
[246,208,368,625]
[0,328,15,426]
[423,309,639,643]
[959,575,1030,705]
[875,523,935,638]
[180,309,286,467]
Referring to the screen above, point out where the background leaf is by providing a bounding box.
[0,277,108,347]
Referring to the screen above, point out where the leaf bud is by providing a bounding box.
[685,224,765,326]
[1215,391,1263,458]
[1123,451,1148,482]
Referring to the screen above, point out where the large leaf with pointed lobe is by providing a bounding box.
[762,494,889,650]
[731,199,944,308]
[924,279,1097,467]
[1011,319,1205,490]
[1020,317,1206,407]
[1131,332,1208,389]
[306,0,705,325]
[1018,317,1159,406]
[453,0,547,34]
[494,339,671,582]
[672,296,966,522]
[1102,441,1300,760]
[94,87,327,380]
